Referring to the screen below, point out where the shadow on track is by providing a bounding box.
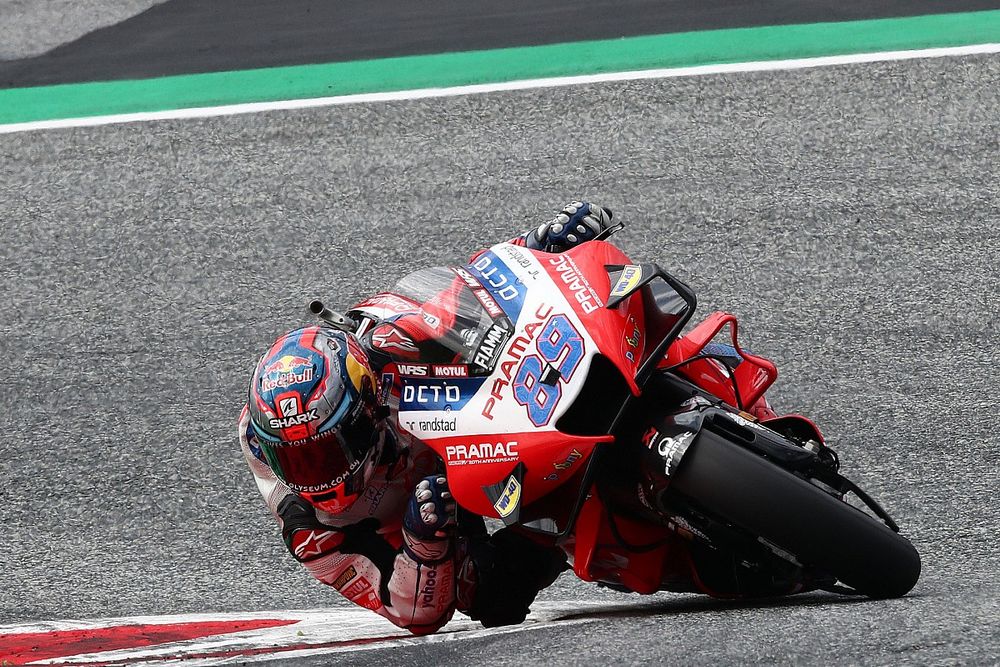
[544,590,896,624]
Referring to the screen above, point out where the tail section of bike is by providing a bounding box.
[664,311,778,412]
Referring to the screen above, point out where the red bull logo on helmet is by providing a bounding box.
[261,354,315,391]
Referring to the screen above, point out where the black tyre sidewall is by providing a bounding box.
[670,431,921,598]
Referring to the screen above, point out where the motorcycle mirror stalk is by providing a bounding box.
[309,299,357,333]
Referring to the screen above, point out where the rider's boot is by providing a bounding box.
[456,527,569,627]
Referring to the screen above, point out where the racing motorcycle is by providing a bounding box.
[314,229,921,600]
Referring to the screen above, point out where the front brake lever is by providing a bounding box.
[594,221,625,242]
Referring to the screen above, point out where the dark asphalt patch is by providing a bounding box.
[2,0,1000,86]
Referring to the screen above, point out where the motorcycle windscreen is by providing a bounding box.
[389,266,512,372]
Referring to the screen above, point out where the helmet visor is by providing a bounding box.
[258,402,379,495]
[259,430,359,494]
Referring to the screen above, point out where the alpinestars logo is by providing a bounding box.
[292,529,343,561]
[371,326,418,353]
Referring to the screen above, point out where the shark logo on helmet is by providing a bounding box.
[269,410,318,429]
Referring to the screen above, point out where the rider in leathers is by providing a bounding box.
[240,202,616,634]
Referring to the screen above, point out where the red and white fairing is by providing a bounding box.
[395,241,648,519]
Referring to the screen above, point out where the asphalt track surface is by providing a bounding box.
[3,0,1000,86]
[2,55,999,664]
[0,0,166,61]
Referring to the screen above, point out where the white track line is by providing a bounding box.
[1,43,998,135]
[3,602,615,666]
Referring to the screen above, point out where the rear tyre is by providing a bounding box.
[669,431,920,598]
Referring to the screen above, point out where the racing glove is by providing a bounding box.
[402,475,456,564]
[524,201,614,253]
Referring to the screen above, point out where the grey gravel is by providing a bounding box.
[0,53,998,663]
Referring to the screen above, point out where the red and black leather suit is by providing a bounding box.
[239,232,564,635]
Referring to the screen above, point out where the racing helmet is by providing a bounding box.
[248,326,382,514]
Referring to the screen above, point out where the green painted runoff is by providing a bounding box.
[1,10,998,125]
